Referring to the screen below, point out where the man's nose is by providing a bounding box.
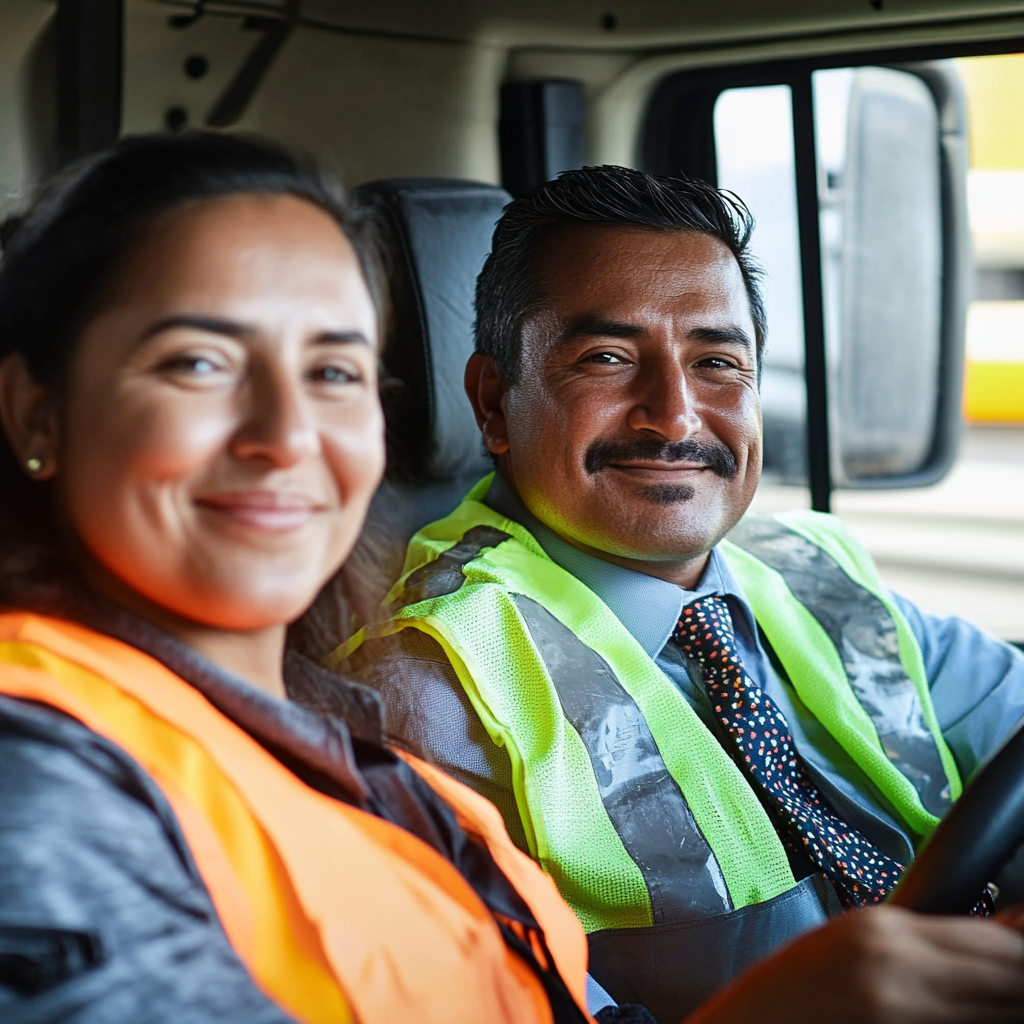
[626,359,702,441]
[231,366,319,468]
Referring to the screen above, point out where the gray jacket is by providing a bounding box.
[0,610,392,1023]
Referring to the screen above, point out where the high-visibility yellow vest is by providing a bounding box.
[0,611,592,1024]
[337,475,961,934]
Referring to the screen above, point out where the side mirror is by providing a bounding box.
[827,61,969,486]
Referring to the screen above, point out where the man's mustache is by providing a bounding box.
[585,437,738,478]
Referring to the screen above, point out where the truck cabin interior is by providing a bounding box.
[2,0,1024,643]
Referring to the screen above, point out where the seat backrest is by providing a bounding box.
[355,177,511,485]
[344,178,512,614]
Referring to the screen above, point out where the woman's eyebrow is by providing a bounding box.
[141,314,254,341]
[140,317,371,347]
[314,330,371,345]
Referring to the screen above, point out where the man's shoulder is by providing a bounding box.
[342,628,528,847]
[343,630,468,752]
[346,628,455,676]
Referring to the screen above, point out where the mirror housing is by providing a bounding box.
[833,61,969,487]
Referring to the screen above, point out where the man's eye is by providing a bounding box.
[587,352,624,365]
[699,357,736,369]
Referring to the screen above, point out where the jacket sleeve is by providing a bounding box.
[0,695,296,1024]
[345,630,531,852]
[892,592,1024,780]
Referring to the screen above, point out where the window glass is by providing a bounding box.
[714,85,806,483]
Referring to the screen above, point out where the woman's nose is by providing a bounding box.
[626,360,702,440]
[230,368,319,468]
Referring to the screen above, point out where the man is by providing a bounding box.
[339,167,1024,1023]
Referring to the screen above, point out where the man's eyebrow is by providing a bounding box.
[688,325,755,350]
[556,317,646,343]
[140,316,370,346]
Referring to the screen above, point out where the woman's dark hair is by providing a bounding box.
[0,131,384,619]
[474,164,767,385]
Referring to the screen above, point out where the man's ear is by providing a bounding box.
[464,353,510,456]
[0,354,60,480]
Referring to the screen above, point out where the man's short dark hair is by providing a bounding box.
[474,165,767,384]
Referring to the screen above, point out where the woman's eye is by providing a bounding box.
[309,363,360,385]
[157,354,226,376]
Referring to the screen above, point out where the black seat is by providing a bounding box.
[343,177,511,617]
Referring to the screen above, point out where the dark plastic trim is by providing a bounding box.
[205,13,295,128]
[791,72,832,512]
[499,79,586,198]
[56,0,123,165]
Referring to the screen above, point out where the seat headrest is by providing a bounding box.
[354,177,512,482]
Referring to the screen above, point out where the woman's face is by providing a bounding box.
[54,193,384,630]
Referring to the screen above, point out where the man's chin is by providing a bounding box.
[595,500,733,558]
[636,482,696,506]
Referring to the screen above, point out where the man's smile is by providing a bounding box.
[585,436,739,478]
[606,460,710,473]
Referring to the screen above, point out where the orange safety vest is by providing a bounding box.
[0,612,591,1024]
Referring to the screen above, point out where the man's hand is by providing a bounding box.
[685,905,1024,1024]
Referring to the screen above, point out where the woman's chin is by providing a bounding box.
[85,542,342,635]
[113,574,322,635]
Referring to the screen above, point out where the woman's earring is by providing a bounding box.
[25,457,42,473]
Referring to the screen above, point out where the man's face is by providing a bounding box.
[475,225,762,575]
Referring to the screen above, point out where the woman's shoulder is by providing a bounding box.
[0,694,293,1022]
[0,692,199,888]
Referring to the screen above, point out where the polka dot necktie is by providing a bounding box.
[672,595,904,908]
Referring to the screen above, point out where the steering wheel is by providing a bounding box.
[890,721,1024,914]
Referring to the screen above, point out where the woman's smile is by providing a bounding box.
[193,489,326,533]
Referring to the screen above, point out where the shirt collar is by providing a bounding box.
[484,473,755,658]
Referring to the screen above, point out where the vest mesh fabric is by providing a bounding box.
[377,492,797,929]
[405,591,655,932]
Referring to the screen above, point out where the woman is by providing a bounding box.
[0,132,596,1024]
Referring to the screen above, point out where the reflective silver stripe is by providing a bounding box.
[512,594,732,923]
[727,516,951,815]
[391,526,511,611]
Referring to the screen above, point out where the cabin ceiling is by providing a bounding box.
[295,0,1024,49]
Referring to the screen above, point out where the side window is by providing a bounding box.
[647,56,1024,644]
[713,86,806,482]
